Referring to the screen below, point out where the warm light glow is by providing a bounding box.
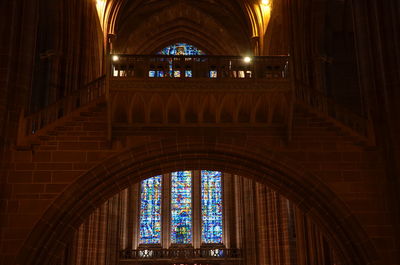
[112,55,119,62]
[261,0,270,6]
[260,0,271,13]
[96,0,106,31]
[243,57,252,63]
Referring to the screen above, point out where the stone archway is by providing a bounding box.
[17,138,378,265]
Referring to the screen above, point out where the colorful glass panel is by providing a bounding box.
[209,70,218,78]
[139,176,162,244]
[149,70,156,77]
[174,70,181,78]
[171,171,192,244]
[185,70,192,78]
[158,43,205,56]
[201,170,223,243]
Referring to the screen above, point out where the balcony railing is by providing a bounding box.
[120,247,242,261]
[111,55,289,80]
[108,55,293,133]
[17,76,106,145]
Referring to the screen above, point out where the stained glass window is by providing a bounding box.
[139,176,162,244]
[201,170,223,244]
[171,171,192,244]
[155,43,205,78]
[209,70,218,78]
[158,43,205,56]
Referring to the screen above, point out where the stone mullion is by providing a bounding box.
[242,176,257,265]
[193,170,201,248]
[162,173,171,248]
[266,188,278,265]
[87,209,96,265]
[255,182,268,265]
[318,231,326,265]
[313,220,321,265]
[74,222,84,265]
[293,207,307,265]
[81,219,90,265]
[105,194,119,265]
[97,202,107,265]
[286,203,298,265]
[119,188,129,251]
[66,233,74,265]
[223,172,233,248]
[95,206,103,265]
[263,188,293,265]
[233,175,244,253]
[130,183,139,249]
[278,195,292,265]
[264,188,271,264]
[308,217,318,265]
[83,212,91,265]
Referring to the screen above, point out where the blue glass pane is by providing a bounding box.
[158,43,205,56]
[171,171,192,244]
[209,70,218,78]
[139,176,162,244]
[201,170,223,243]
[185,70,192,78]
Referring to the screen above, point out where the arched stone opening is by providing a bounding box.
[17,139,378,265]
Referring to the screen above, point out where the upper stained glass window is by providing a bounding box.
[171,171,192,244]
[139,176,162,244]
[201,171,223,244]
[158,43,205,56]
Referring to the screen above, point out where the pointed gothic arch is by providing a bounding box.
[17,138,378,265]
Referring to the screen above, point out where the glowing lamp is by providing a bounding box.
[243,56,252,63]
[112,55,119,62]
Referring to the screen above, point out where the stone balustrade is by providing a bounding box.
[111,55,289,80]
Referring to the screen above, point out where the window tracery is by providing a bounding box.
[138,170,224,248]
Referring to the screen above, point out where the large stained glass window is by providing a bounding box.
[139,176,162,244]
[156,43,205,78]
[201,170,223,243]
[171,171,192,244]
[158,43,205,56]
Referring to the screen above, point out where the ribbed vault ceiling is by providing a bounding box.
[105,0,266,55]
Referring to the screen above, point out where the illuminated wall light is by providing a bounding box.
[243,56,252,63]
[112,55,119,62]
